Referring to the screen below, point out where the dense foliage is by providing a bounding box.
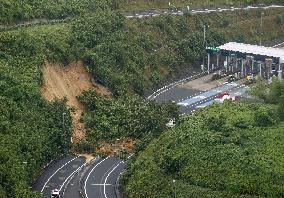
[77,89,178,151]
[70,7,284,95]
[0,2,284,197]
[1,0,283,24]
[249,77,284,119]
[0,0,104,24]
[121,101,284,197]
[2,5,282,97]
[0,28,72,197]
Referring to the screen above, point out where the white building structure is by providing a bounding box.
[206,42,284,80]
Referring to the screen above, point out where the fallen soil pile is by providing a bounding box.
[41,61,110,143]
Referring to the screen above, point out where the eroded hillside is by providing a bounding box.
[41,61,110,143]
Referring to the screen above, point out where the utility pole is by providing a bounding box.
[62,112,66,132]
[260,12,264,46]
[202,24,206,71]
[173,180,176,198]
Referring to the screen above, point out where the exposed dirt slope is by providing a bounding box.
[41,61,110,143]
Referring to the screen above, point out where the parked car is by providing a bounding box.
[217,92,229,99]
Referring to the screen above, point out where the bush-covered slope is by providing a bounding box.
[70,7,284,95]
[1,0,283,24]
[76,89,179,153]
[121,101,284,197]
[2,6,284,96]
[0,27,72,198]
[0,0,104,24]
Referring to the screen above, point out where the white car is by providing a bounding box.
[166,119,176,128]
[51,189,60,198]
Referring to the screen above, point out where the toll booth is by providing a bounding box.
[206,42,284,80]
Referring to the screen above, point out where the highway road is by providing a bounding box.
[154,72,248,115]
[34,156,126,198]
[125,4,284,19]
[148,69,251,115]
[84,157,126,198]
[179,83,249,115]
[33,155,86,197]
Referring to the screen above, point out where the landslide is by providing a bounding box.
[41,61,110,143]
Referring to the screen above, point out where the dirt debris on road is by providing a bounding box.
[96,138,136,156]
[41,61,110,143]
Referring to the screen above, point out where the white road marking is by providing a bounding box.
[41,156,80,193]
[84,157,110,198]
[59,163,86,191]
[91,184,112,186]
[193,96,206,99]
[104,162,124,198]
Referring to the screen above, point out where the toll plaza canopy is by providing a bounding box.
[210,42,284,64]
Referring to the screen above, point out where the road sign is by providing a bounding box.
[206,46,221,52]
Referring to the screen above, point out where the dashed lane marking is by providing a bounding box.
[84,157,110,198]
[104,162,124,198]
[91,184,113,186]
[41,156,80,193]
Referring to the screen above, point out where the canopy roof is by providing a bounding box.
[218,42,284,63]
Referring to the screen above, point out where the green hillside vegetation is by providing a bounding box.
[2,5,283,96]
[121,98,284,197]
[1,0,283,24]
[0,36,72,197]
[76,89,179,153]
[0,0,103,24]
[116,0,283,11]
[1,1,284,196]
[71,7,284,95]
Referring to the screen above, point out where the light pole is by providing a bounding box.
[62,112,66,132]
[260,12,264,46]
[173,179,176,198]
[202,24,206,72]
[203,24,211,73]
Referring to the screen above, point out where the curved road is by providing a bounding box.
[33,155,86,197]
[33,156,126,198]
[84,157,126,198]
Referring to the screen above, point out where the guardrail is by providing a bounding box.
[147,67,223,100]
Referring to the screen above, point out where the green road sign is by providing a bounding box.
[206,47,221,52]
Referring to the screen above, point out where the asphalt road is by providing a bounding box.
[33,155,86,197]
[179,83,248,115]
[125,4,284,19]
[84,157,126,198]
